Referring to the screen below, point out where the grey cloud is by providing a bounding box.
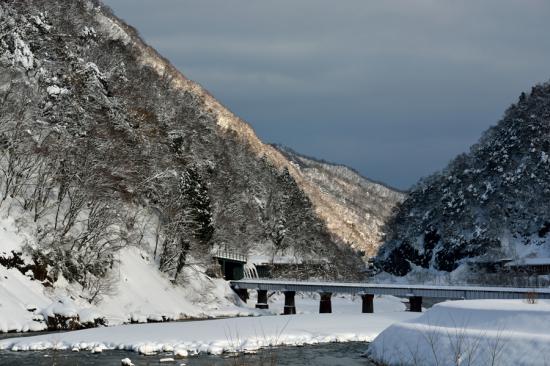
[104,0,550,189]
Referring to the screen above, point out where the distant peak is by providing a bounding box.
[270,143,405,193]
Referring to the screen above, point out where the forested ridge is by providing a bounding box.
[377,82,550,278]
[0,0,365,303]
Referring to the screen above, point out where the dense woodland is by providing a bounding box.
[377,82,550,277]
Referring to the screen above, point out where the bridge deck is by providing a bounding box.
[231,279,550,300]
[213,250,247,263]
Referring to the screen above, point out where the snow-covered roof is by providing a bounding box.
[505,257,550,267]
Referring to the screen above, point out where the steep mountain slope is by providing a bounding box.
[110,6,401,260]
[274,145,405,256]
[377,82,550,277]
[0,0,368,328]
[0,202,249,333]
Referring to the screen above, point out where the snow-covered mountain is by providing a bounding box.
[273,145,405,256]
[0,0,371,331]
[377,82,550,278]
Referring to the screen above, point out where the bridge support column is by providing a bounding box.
[319,292,332,313]
[283,291,296,315]
[361,294,374,313]
[409,296,422,312]
[231,286,248,303]
[256,289,269,309]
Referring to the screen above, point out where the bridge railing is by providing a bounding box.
[213,249,248,263]
[242,277,550,290]
[231,279,550,301]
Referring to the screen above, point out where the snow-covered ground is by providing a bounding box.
[0,295,417,356]
[95,248,253,324]
[0,203,255,334]
[368,299,550,366]
[0,241,253,333]
[0,212,49,333]
[0,193,408,336]
[0,197,418,359]
[0,265,49,333]
[0,245,252,333]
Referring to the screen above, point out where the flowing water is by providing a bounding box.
[0,342,374,365]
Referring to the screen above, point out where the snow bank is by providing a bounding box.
[99,247,253,325]
[0,204,251,333]
[0,266,48,333]
[0,244,254,333]
[368,299,550,366]
[0,312,420,355]
[0,212,48,333]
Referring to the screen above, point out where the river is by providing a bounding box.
[0,342,374,365]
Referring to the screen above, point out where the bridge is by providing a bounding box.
[213,250,248,280]
[230,279,550,314]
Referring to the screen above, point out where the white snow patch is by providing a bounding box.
[0,266,48,333]
[0,210,48,333]
[98,247,251,325]
[12,33,34,70]
[121,358,134,366]
[30,14,52,32]
[94,13,131,45]
[41,298,79,319]
[46,85,69,97]
[81,26,97,38]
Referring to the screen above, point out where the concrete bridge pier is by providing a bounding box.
[283,291,296,315]
[319,292,332,313]
[361,294,374,313]
[256,289,269,309]
[409,296,422,312]
[232,287,249,303]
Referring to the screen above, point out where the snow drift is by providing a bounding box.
[0,296,417,356]
[369,299,550,366]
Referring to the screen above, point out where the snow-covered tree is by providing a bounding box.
[378,82,550,277]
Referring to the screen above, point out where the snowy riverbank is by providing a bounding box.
[0,310,419,356]
[368,299,550,366]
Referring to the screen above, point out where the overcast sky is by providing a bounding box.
[103,0,550,189]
